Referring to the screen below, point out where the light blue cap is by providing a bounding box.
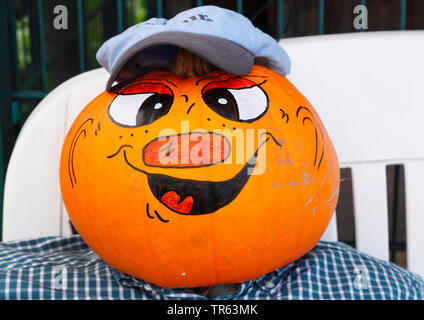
[96,5,291,91]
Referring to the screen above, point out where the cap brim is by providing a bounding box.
[106,31,254,91]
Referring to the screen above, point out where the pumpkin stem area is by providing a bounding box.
[171,47,216,77]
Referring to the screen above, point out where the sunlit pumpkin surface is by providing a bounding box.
[60,65,340,288]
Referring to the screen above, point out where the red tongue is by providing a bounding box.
[161,191,194,214]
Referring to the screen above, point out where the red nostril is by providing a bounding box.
[143,132,231,168]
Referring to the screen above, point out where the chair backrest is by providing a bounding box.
[3,31,424,278]
[3,68,109,240]
[282,31,424,278]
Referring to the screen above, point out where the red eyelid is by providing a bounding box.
[119,82,173,96]
[202,78,256,93]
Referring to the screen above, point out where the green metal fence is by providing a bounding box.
[0,0,421,256]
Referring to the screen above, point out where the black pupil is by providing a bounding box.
[136,93,173,126]
[202,88,239,121]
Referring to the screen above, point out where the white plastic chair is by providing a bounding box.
[3,31,424,279]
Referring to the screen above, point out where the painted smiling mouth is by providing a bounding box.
[147,152,258,215]
[114,136,273,216]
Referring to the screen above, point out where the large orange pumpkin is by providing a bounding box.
[59,65,339,288]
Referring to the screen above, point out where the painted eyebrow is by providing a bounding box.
[243,74,269,79]
[118,82,173,95]
[117,78,178,92]
[201,77,267,93]
[135,78,178,88]
[195,72,228,86]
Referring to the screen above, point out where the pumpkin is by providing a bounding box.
[59,64,339,288]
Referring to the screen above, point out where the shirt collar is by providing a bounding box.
[108,266,208,299]
[251,261,296,292]
[108,262,296,298]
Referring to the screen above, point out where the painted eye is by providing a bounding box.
[202,81,268,122]
[108,92,173,127]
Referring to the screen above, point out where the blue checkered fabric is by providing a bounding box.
[0,235,422,300]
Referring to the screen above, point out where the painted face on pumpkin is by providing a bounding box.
[60,65,339,288]
[104,72,274,217]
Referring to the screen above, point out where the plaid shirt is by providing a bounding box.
[0,235,422,300]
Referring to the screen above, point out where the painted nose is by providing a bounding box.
[143,132,231,168]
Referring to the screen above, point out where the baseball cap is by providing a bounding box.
[96,5,291,91]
